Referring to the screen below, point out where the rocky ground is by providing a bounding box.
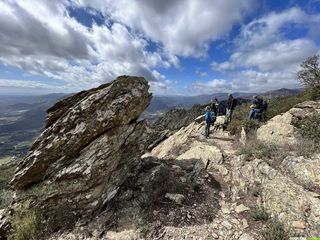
[1,76,319,240]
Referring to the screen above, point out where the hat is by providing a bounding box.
[205,106,211,111]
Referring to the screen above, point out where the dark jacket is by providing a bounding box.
[227,97,236,110]
[210,99,219,115]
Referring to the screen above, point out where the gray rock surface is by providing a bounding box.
[257,101,320,145]
[11,76,152,231]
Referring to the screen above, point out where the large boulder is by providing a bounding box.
[257,101,320,145]
[10,76,152,231]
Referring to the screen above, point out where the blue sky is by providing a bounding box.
[0,0,319,95]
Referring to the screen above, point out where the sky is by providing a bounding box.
[0,0,319,96]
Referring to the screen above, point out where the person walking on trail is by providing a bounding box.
[204,106,216,138]
[225,94,236,123]
[210,97,219,116]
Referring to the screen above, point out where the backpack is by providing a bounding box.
[256,98,264,109]
[205,111,216,123]
[210,111,216,123]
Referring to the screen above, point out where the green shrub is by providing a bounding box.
[8,210,40,240]
[227,102,262,135]
[266,95,302,120]
[302,87,320,101]
[295,138,320,157]
[251,206,269,222]
[263,218,289,240]
[266,87,320,121]
[239,141,282,163]
[0,189,14,209]
[293,114,320,157]
[0,163,16,190]
[297,114,320,144]
[135,216,149,239]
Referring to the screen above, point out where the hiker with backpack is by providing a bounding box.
[204,106,216,138]
[248,96,267,120]
[225,94,236,123]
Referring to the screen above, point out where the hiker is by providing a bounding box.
[248,96,267,120]
[204,106,216,138]
[210,97,219,116]
[225,94,236,123]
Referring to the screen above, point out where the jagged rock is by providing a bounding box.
[10,76,152,231]
[194,115,205,124]
[177,142,224,167]
[281,155,320,193]
[235,204,250,213]
[239,233,254,240]
[292,221,306,229]
[165,193,185,204]
[144,122,201,159]
[241,218,249,229]
[257,100,320,145]
[147,129,171,151]
[146,122,223,162]
[221,220,233,230]
[221,207,231,214]
[236,158,320,235]
[0,210,10,240]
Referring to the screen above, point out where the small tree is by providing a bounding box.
[297,55,320,88]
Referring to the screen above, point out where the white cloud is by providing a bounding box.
[195,68,208,77]
[192,79,232,93]
[72,0,254,57]
[213,7,320,72]
[207,7,320,94]
[0,0,174,92]
[190,68,302,94]
[0,79,64,90]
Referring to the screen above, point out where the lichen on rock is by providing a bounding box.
[10,76,152,231]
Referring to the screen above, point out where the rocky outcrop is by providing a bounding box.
[0,210,10,240]
[257,101,320,145]
[281,154,320,193]
[233,157,320,235]
[10,76,152,231]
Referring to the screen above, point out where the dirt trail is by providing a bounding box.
[143,124,264,240]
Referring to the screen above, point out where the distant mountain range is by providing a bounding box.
[0,87,302,157]
[146,88,302,113]
[0,93,66,157]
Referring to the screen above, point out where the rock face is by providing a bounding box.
[257,101,320,145]
[234,157,320,235]
[281,155,320,193]
[11,76,152,230]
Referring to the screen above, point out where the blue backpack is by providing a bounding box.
[205,111,216,123]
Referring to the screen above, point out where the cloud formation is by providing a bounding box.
[0,0,254,93]
[205,7,320,93]
[0,2,318,95]
[73,0,254,57]
[0,0,173,91]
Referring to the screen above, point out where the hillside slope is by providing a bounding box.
[1,78,319,240]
